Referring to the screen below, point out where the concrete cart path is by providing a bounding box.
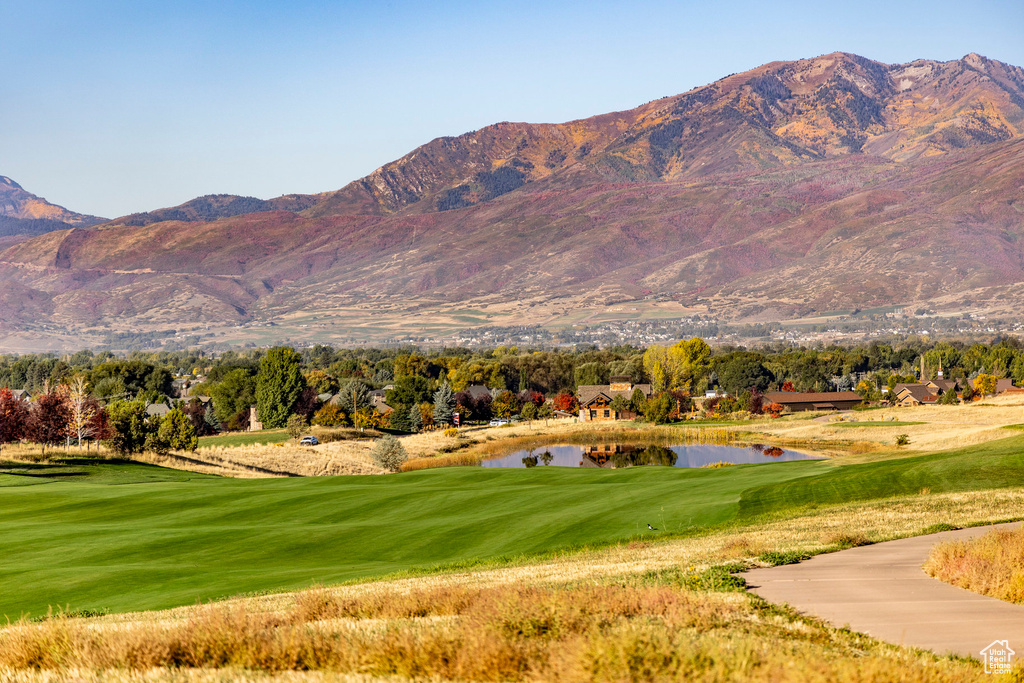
[740,522,1024,658]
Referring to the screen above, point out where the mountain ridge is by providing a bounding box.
[302,51,1024,218]
[0,176,107,242]
[2,51,1023,349]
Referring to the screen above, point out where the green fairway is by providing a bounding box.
[738,435,1024,518]
[3,435,1024,619]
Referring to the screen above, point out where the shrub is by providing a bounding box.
[370,435,407,472]
[443,427,459,438]
[758,550,811,566]
[895,434,910,446]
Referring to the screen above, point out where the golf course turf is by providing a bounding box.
[3,434,1024,620]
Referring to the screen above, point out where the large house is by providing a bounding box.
[763,391,862,412]
[577,376,652,421]
[893,383,940,407]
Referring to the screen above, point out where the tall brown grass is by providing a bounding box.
[0,581,988,681]
[401,451,481,471]
[924,526,1024,603]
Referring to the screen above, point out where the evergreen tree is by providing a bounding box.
[432,381,455,426]
[335,379,370,414]
[204,404,221,433]
[255,347,305,429]
[388,404,412,432]
[408,403,422,432]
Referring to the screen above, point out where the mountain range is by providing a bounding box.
[2,51,1024,350]
[0,176,106,243]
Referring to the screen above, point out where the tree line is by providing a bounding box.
[3,337,1024,445]
[0,381,205,457]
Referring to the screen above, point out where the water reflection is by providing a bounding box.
[582,444,677,468]
[482,442,817,469]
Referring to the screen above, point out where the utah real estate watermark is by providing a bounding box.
[980,640,1015,675]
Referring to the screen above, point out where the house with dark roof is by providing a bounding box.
[462,385,495,402]
[893,384,940,407]
[926,378,960,395]
[577,376,652,421]
[146,403,171,418]
[763,391,862,412]
[369,392,393,415]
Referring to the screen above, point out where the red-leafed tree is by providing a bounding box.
[748,387,764,415]
[518,390,545,408]
[88,406,114,447]
[0,387,29,456]
[26,385,72,455]
[182,398,216,436]
[781,381,795,392]
[552,392,579,413]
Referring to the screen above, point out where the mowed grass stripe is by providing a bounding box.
[0,462,826,618]
[738,434,1024,518]
[4,435,1024,619]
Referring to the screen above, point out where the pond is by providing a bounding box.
[480,443,818,469]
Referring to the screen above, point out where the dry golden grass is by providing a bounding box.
[754,394,1024,455]
[924,525,1024,604]
[131,441,385,478]
[0,580,990,683]
[0,670,400,683]
[4,488,1022,681]
[401,451,481,471]
[0,442,109,462]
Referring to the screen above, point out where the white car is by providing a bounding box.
[299,435,319,446]
[489,418,508,426]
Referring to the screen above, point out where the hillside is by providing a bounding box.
[0,176,106,242]
[111,193,320,228]
[1,52,1023,348]
[307,52,1024,217]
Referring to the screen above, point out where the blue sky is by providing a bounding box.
[4,0,1023,217]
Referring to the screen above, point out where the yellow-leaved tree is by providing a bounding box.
[974,374,998,397]
[643,338,711,393]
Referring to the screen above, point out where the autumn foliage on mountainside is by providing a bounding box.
[2,52,1024,339]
